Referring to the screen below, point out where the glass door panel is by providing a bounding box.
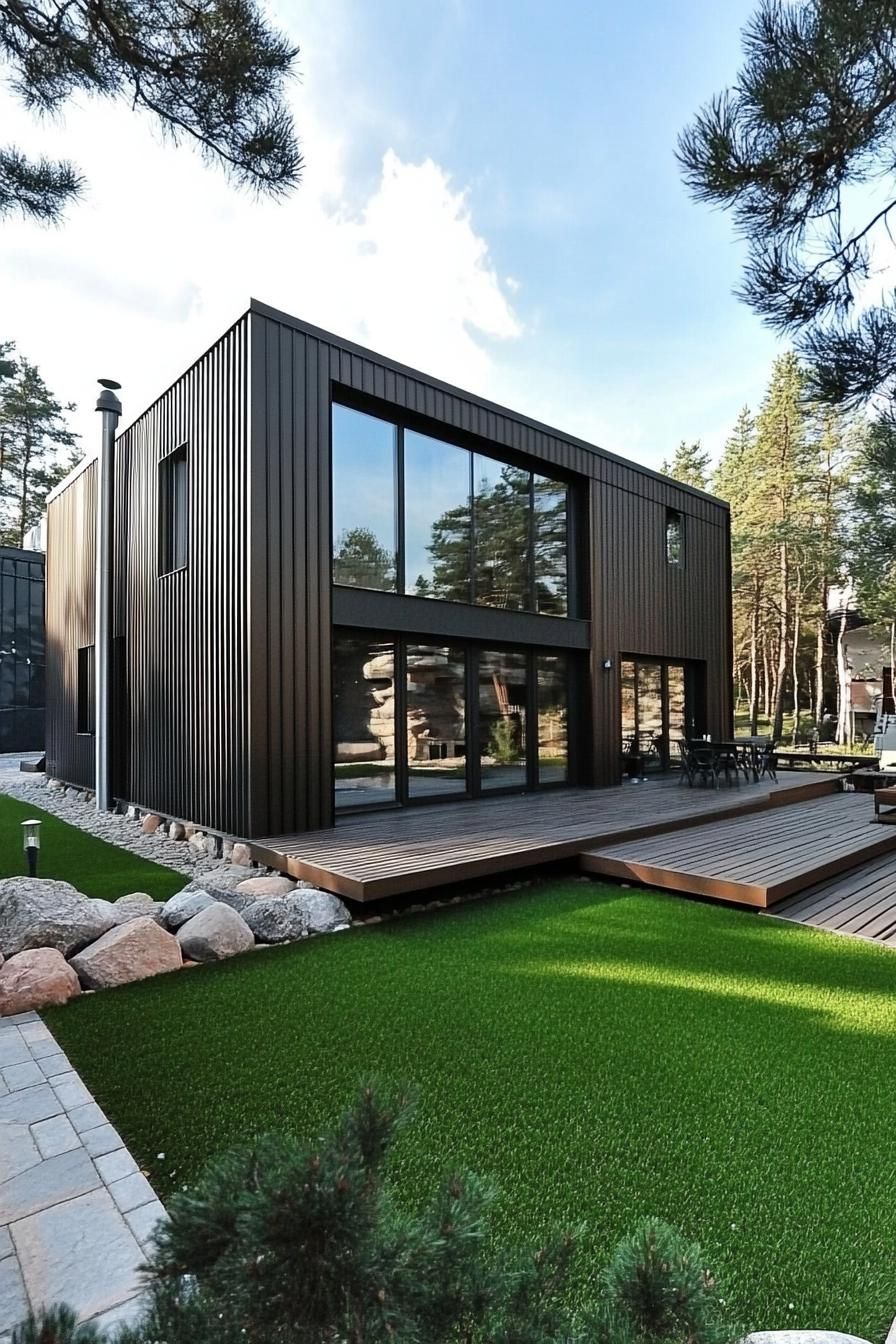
[333,636,397,809]
[537,654,568,783]
[406,645,468,798]
[667,664,686,763]
[636,663,664,772]
[478,649,528,790]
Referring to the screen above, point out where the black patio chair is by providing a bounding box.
[675,738,695,786]
[757,739,777,782]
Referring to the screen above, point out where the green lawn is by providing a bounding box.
[45,879,896,1337]
[0,794,185,901]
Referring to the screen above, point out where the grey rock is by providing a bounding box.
[109,895,165,926]
[176,902,254,962]
[187,831,206,852]
[231,842,252,866]
[294,889,352,933]
[168,822,186,841]
[160,889,216,931]
[0,879,116,958]
[181,867,261,913]
[243,895,310,943]
[69,918,182,990]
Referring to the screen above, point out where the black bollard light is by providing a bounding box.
[22,819,41,877]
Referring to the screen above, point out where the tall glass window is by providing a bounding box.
[537,654,568,783]
[332,406,397,591]
[333,635,397,809]
[473,457,530,610]
[404,432,471,602]
[478,648,528,790]
[406,645,467,798]
[534,474,567,615]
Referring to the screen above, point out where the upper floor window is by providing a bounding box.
[665,508,684,567]
[77,644,95,735]
[331,403,569,615]
[159,444,188,574]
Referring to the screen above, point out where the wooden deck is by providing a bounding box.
[767,852,896,944]
[580,792,896,908]
[250,772,838,902]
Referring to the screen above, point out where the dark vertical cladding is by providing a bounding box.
[113,315,251,835]
[46,462,96,786]
[247,312,333,836]
[248,301,732,835]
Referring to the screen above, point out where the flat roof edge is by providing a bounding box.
[46,452,96,506]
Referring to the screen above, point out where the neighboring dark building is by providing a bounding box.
[0,546,45,753]
[45,301,733,840]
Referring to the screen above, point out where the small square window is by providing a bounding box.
[665,508,685,567]
[159,444,189,574]
[77,645,95,735]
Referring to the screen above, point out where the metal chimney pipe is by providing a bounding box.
[94,379,121,812]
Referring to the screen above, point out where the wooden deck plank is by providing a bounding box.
[768,849,896,943]
[580,793,896,909]
[249,773,840,902]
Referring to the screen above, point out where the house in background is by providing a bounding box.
[0,546,45,753]
[44,301,732,843]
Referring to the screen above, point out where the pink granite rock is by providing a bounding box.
[69,917,182,990]
[0,948,81,1014]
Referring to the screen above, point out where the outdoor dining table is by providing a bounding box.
[686,738,765,783]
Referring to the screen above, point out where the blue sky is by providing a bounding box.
[1,0,783,472]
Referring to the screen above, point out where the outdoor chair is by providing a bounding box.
[756,739,777,782]
[679,741,720,789]
[675,739,695,786]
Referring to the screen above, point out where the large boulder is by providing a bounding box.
[296,889,352,934]
[69,917,182,989]
[160,889,216,931]
[243,895,310,944]
[235,875,296,899]
[0,948,81,1014]
[0,878,116,959]
[176,903,254,962]
[110,894,165,926]
[179,866,260,912]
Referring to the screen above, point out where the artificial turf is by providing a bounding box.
[0,794,184,901]
[44,878,896,1337]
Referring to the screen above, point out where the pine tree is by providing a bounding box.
[1,1,301,224]
[0,353,79,547]
[678,2,896,409]
[661,440,711,491]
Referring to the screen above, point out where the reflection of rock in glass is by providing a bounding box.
[405,648,465,763]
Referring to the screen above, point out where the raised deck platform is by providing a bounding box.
[767,851,896,944]
[251,772,838,902]
[580,792,896,908]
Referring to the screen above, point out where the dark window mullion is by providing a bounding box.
[396,426,405,594]
[527,648,538,789]
[395,638,408,804]
[469,645,481,796]
[528,473,536,613]
[468,451,476,604]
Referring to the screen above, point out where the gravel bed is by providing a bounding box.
[0,755,243,881]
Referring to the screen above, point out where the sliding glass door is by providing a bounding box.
[334,632,574,811]
[620,657,703,773]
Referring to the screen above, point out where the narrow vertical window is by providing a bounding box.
[77,644,95,734]
[665,508,684,567]
[160,444,189,574]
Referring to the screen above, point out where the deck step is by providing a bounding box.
[580,792,896,909]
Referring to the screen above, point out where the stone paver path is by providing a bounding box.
[0,1011,165,1339]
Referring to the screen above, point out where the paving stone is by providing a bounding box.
[31,1113,79,1159]
[2,1062,43,1093]
[22,1036,60,1061]
[0,1228,11,1260]
[95,1148,137,1184]
[16,1022,52,1048]
[0,1085,62,1126]
[51,1073,92,1111]
[68,1101,106,1134]
[0,1146,100,1223]
[80,1123,123,1158]
[108,1171,156,1214]
[0,1038,28,1070]
[0,1253,27,1335]
[0,1122,41,1182]
[124,1198,167,1247]
[35,1053,67,1078]
[0,1014,37,1027]
[11,1187,143,1323]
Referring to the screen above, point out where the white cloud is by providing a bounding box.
[0,72,521,453]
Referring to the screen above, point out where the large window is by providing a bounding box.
[332,406,397,591]
[332,404,570,613]
[333,632,574,810]
[159,444,188,575]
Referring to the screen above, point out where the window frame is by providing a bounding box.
[665,507,685,568]
[76,644,95,736]
[159,442,189,577]
[330,395,573,616]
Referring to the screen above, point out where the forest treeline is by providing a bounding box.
[663,352,896,744]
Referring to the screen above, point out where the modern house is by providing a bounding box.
[45,301,733,844]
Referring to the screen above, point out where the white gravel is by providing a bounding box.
[0,753,250,884]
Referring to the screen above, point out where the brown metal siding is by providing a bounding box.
[248,303,732,834]
[45,462,96,787]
